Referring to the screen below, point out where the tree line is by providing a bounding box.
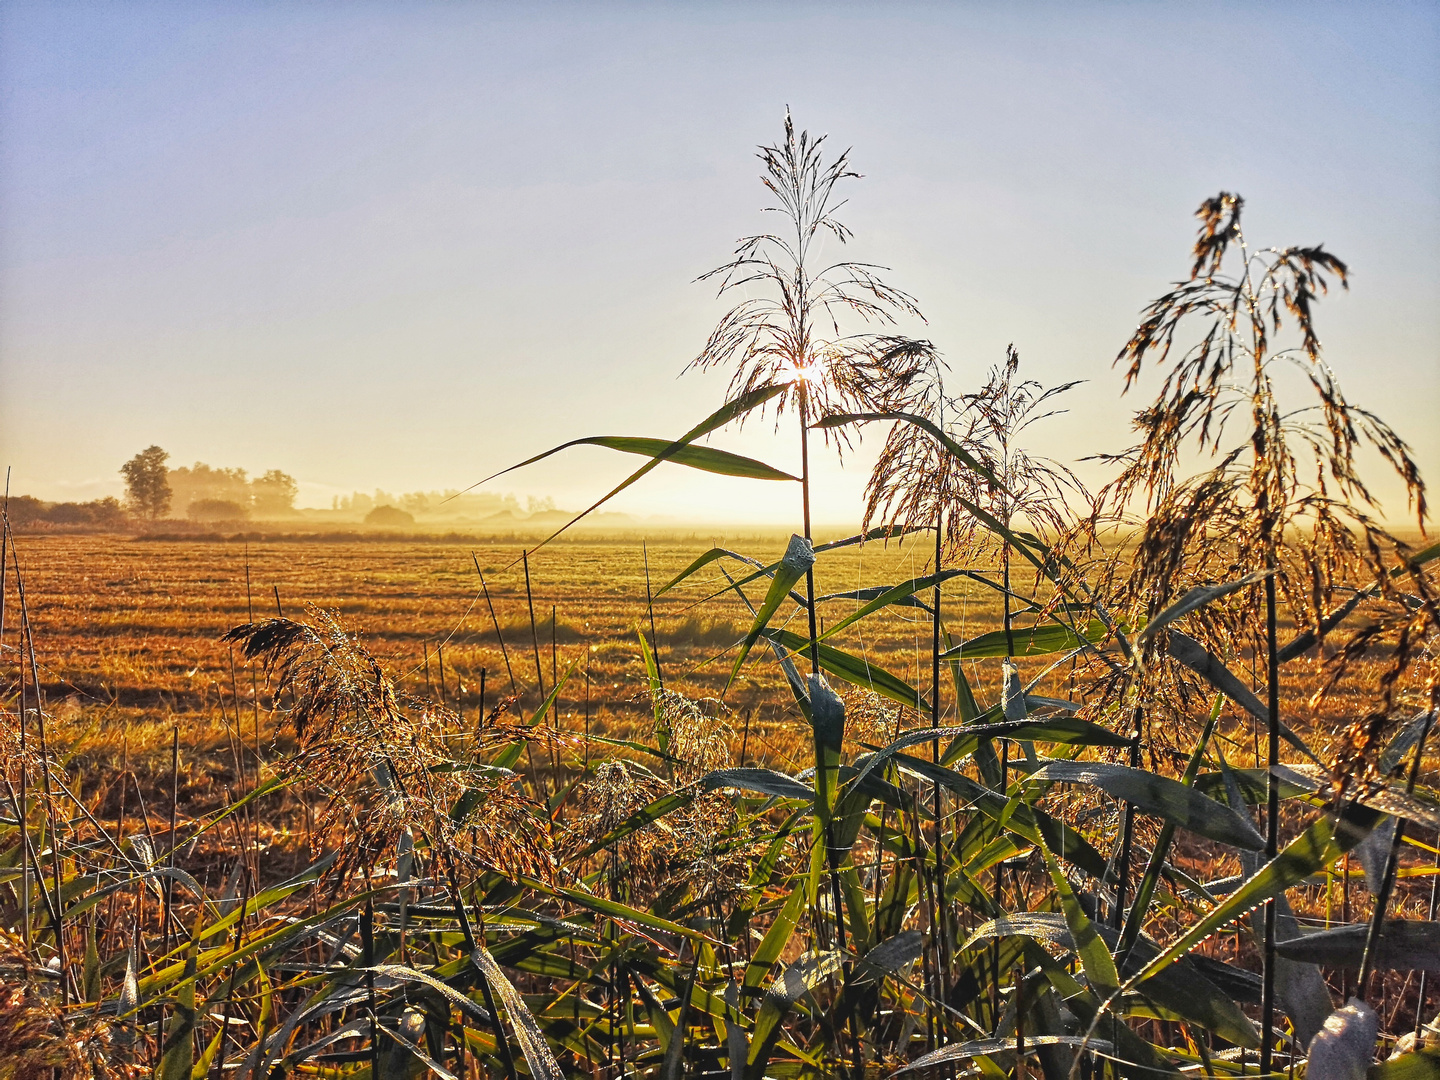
[121,445,298,521]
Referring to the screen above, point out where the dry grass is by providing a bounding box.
[16,531,1427,898]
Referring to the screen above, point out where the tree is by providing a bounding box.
[120,446,172,520]
[168,462,250,514]
[252,469,299,517]
[187,499,250,522]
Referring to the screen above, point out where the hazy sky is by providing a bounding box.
[2,2,1436,525]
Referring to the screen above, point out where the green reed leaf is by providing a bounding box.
[760,627,927,711]
[814,569,969,640]
[702,768,814,802]
[892,751,1111,880]
[575,790,696,859]
[1028,760,1266,850]
[728,534,814,690]
[743,879,811,992]
[472,946,565,1080]
[1275,920,1440,971]
[1135,570,1273,646]
[656,547,762,596]
[943,619,1115,659]
[479,382,788,555]
[1041,839,1119,996]
[492,435,796,482]
[1371,1049,1440,1080]
[1127,800,1384,992]
[745,950,842,1080]
[965,911,1259,1048]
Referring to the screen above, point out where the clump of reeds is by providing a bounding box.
[225,605,558,882]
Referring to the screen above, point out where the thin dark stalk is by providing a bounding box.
[4,776,59,948]
[548,604,559,778]
[643,542,663,690]
[12,537,65,995]
[445,865,518,1080]
[477,668,487,736]
[164,727,179,959]
[1118,707,1220,969]
[244,544,261,763]
[1260,572,1280,1075]
[1,476,8,713]
[1001,542,1016,659]
[3,516,28,946]
[1113,704,1143,930]
[930,514,951,1033]
[993,734,1008,1033]
[272,584,282,617]
[362,898,381,1080]
[438,639,449,705]
[523,551,545,698]
[212,870,251,1079]
[799,396,819,677]
[1341,852,1352,1002]
[912,781,936,1051]
[800,391,850,1068]
[1015,962,1027,1080]
[1358,712,1434,998]
[473,554,517,694]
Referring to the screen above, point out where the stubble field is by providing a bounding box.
[10,528,1400,860]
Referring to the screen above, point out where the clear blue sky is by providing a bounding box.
[2,1,1436,525]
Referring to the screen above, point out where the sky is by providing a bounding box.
[1,1,1436,526]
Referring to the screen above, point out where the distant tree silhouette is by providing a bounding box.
[252,469,299,517]
[364,505,414,527]
[120,445,172,520]
[169,462,250,514]
[188,498,250,522]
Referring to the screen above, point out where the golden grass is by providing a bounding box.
[15,530,1399,797]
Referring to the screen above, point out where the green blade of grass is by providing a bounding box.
[728,534,814,690]
[701,768,815,802]
[742,879,812,992]
[1040,838,1119,995]
[760,627,927,711]
[814,569,968,641]
[892,751,1111,880]
[745,950,842,1080]
[484,435,797,483]
[1135,570,1273,646]
[1126,800,1384,992]
[1027,760,1265,850]
[943,619,1115,659]
[478,382,788,556]
[1274,920,1440,971]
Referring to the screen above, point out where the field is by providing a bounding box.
[17,529,1022,832]
[16,526,1411,765]
[18,529,1392,810]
